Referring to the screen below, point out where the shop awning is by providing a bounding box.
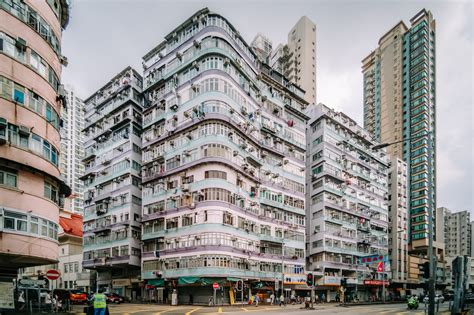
[178,277,201,285]
[227,277,241,282]
[147,279,164,287]
[177,277,228,285]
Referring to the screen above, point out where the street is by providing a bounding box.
[71,302,453,315]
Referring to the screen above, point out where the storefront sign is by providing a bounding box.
[283,274,306,285]
[112,279,131,286]
[323,276,341,286]
[0,282,14,309]
[363,280,389,286]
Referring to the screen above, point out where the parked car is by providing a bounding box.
[465,293,474,304]
[423,294,444,304]
[69,290,87,304]
[443,291,454,301]
[105,293,124,304]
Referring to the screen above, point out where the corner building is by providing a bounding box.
[81,67,144,298]
[140,8,308,304]
[306,104,390,302]
[0,0,70,288]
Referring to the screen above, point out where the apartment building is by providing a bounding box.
[388,157,409,286]
[362,9,443,268]
[0,0,71,302]
[250,33,273,64]
[442,208,472,257]
[269,17,316,106]
[306,104,390,301]
[286,16,317,105]
[81,67,144,299]
[140,8,308,304]
[60,86,85,214]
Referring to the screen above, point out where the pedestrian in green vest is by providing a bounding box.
[93,289,107,315]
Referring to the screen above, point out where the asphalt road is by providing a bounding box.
[70,302,454,315]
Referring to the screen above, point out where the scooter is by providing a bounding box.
[407,296,419,310]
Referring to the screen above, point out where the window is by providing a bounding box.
[0,168,17,188]
[204,170,227,180]
[3,211,27,232]
[30,217,38,234]
[13,84,25,104]
[44,181,58,203]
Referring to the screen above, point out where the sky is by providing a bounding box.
[62,0,474,215]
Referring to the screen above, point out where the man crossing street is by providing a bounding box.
[92,289,107,315]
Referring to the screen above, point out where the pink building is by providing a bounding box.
[0,0,71,288]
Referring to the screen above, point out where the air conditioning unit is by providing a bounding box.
[193,39,201,48]
[191,83,199,92]
[192,61,199,70]
[182,184,190,192]
[170,103,179,111]
[15,37,27,50]
[18,125,30,135]
[60,55,68,66]
[189,203,196,209]
[176,51,183,60]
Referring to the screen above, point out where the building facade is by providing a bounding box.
[286,16,316,106]
[306,104,390,301]
[60,86,85,214]
[250,33,272,64]
[0,0,71,298]
[362,9,443,269]
[387,157,409,286]
[140,8,308,304]
[81,67,143,299]
[19,211,92,292]
[442,208,472,257]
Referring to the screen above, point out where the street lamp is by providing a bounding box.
[372,132,436,315]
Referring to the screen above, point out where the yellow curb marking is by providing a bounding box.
[186,307,202,315]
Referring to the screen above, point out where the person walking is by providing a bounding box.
[270,293,275,305]
[17,291,25,311]
[45,291,52,313]
[321,293,325,303]
[92,289,107,315]
[254,294,259,307]
[279,293,285,307]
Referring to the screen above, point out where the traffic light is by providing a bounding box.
[306,273,313,287]
[420,262,430,279]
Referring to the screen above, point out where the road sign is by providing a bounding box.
[45,269,61,280]
[213,283,219,289]
[274,279,279,291]
[18,279,46,286]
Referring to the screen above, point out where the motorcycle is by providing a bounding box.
[407,296,419,310]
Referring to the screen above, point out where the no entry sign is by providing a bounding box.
[213,283,219,289]
[45,269,61,280]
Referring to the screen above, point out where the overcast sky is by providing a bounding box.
[62,0,474,215]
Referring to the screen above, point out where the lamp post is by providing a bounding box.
[372,132,435,315]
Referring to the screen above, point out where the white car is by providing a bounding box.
[423,294,444,304]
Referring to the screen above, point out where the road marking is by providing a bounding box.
[185,307,202,315]
[241,307,249,311]
[218,307,223,313]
